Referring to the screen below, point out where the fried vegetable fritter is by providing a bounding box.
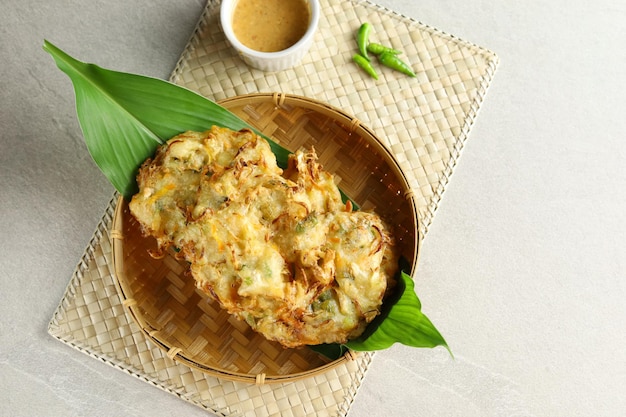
[129,126,398,348]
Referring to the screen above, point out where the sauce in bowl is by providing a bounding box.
[232,0,311,52]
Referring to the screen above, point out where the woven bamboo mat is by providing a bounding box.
[48,0,498,416]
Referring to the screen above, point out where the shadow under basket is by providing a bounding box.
[111,93,420,384]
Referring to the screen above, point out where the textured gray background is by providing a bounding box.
[1,0,624,416]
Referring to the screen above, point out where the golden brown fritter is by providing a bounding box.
[129,126,398,348]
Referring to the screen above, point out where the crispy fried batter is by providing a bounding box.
[129,126,398,348]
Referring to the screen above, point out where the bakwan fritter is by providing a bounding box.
[129,126,399,348]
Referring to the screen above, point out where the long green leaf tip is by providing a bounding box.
[42,40,287,199]
[312,270,451,359]
[345,270,451,354]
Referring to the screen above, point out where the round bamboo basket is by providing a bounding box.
[111,93,420,384]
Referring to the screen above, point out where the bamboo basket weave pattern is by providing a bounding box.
[111,93,419,384]
[48,0,498,415]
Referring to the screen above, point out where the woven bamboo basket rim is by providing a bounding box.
[111,92,420,384]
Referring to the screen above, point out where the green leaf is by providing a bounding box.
[345,270,451,353]
[310,270,450,361]
[42,40,289,199]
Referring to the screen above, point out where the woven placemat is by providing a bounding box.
[48,0,498,416]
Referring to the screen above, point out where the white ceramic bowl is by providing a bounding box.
[220,0,320,72]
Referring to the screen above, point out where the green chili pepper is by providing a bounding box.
[353,54,379,80]
[378,51,416,77]
[356,22,371,60]
[367,42,402,55]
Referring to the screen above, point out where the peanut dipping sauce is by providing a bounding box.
[232,0,311,52]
